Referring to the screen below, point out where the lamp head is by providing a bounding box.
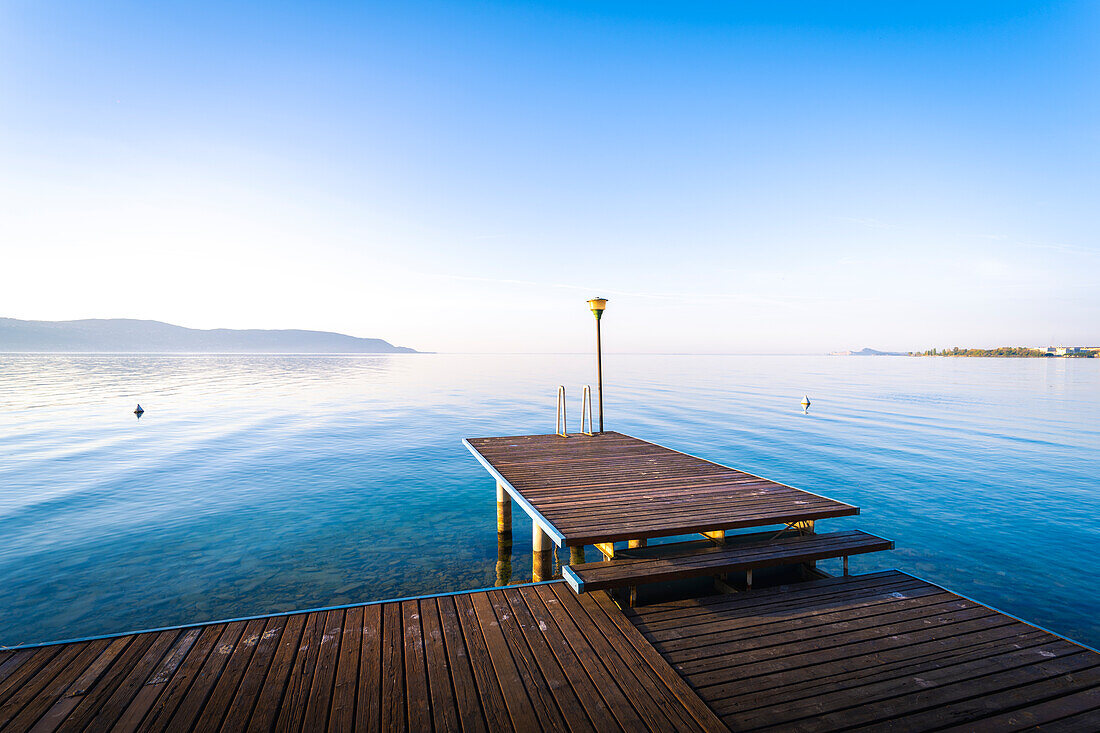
[587,297,608,320]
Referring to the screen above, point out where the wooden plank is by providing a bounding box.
[483,590,572,732]
[302,609,344,731]
[0,650,36,687]
[587,591,728,733]
[192,617,267,731]
[451,592,519,731]
[669,600,994,672]
[657,593,969,657]
[542,585,690,733]
[274,611,325,733]
[164,621,247,731]
[57,631,164,731]
[355,604,383,733]
[30,635,134,733]
[512,586,621,733]
[328,605,362,732]
[0,643,86,728]
[521,585,647,732]
[436,595,494,733]
[498,587,597,733]
[0,641,106,731]
[566,531,892,592]
[712,628,1052,713]
[418,598,461,733]
[379,601,405,731]
[727,640,1090,730]
[776,652,1100,732]
[218,616,287,732]
[111,628,203,732]
[0,647,61,709]
[245,613,306,733]
[466,592,541,731]
[402,600,433,732]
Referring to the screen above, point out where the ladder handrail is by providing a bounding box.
[581,385,595,436]
[556,386,568,437]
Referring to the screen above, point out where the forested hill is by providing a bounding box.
[0,318,419,353]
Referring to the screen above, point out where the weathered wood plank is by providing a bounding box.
[302,609,344,731]
[245,613,306,733]
[632,570,1100,733]
[219,617,285,732]
[328,605,361,732]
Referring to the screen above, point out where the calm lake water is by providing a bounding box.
[0,353,1097,648]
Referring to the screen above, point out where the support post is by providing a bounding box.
[746,569,753,590]
[843,555,849,576]
[496,482,511,532]
[594,542,615,561]
[625,539,646,607]
[569,546,586,565]
[702,530,726,545]
[496,482,512,586]
[532,523,553,582]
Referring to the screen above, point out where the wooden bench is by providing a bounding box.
[562,529,893,594]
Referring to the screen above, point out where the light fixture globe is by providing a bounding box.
[587,297,608,319]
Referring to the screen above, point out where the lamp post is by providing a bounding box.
[587,297,607,433]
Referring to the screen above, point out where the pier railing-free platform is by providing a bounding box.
[464,432,860,548]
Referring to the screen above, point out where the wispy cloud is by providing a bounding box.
[837,216,895,230]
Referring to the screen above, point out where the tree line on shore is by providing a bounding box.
[909,347,1098,357]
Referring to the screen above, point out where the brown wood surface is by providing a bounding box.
[465,432,858,546]
[566,530,892,592]
[627,570,1100,732]
[0,583,724,732]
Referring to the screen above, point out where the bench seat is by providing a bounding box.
[562,529,893,593]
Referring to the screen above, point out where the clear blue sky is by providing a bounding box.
[1,1,1097,352]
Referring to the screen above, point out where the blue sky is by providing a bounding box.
[1,1,1097,352]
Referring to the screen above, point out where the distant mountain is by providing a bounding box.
[0,318,419,353]
[829,347,907,356]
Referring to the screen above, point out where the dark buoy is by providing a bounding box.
[134,404,144,417]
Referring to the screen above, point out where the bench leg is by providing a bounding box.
[844,555,849,576]
[746,569,753,590]
[702,530,726,545]
[595,542,616,560]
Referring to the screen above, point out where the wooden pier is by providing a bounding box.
[2,430,1098,730]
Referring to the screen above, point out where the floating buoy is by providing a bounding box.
[134,404,144,415]
[801,395,811,411]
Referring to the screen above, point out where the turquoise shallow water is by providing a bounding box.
[0,353,1097,648]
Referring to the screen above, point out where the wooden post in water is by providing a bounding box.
[496,482,512,586]
[532,524,553,582]
[626,539,647,606]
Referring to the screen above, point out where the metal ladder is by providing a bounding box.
[556,385,595,437]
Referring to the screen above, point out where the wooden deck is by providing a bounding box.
[627,570,1100,731]
[0,583,724,732]
[464,432,858,547]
